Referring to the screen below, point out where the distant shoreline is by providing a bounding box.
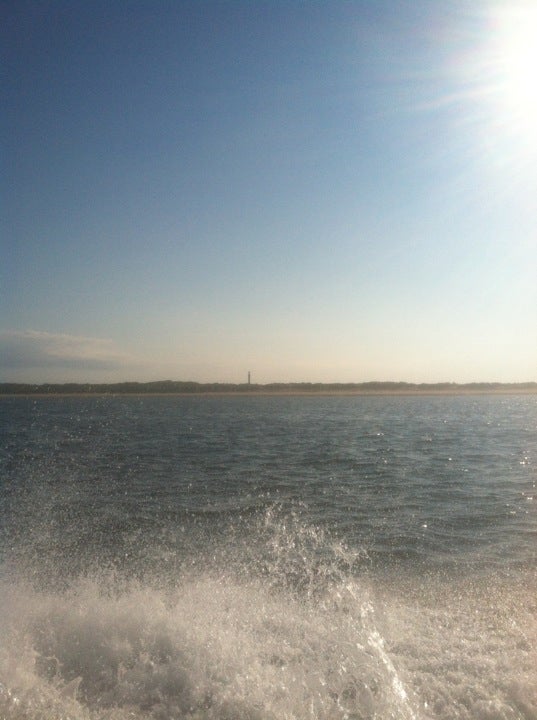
[2,391,537,399]
[1,381,536,398]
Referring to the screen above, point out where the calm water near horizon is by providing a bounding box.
[1,394,536,719]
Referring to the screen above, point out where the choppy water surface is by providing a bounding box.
[1,394,536,719]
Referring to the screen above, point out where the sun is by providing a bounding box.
[489,2,537,145]
[494,3,537,128]
[457,2,537,169]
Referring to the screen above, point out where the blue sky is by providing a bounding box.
[2,0,536,383]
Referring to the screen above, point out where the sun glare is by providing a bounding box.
[494,3,537,135]
[455,2,537,175]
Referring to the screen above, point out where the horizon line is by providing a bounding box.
[1,379,536,396]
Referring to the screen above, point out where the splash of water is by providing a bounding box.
[1,511,536,719]
[0,511,421,720]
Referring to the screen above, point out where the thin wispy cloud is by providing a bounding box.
[0,330,131,371]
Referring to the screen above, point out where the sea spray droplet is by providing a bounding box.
[0,513,421,720]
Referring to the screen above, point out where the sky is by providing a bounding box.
[2,0,536,384]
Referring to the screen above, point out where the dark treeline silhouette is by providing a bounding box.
[1,381,536,395]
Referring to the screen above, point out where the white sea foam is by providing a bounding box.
[0,569,414,720]
[1,560,536,720]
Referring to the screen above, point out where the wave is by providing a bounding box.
[1,511,536,719]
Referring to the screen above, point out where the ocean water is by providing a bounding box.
[1,394,536,720]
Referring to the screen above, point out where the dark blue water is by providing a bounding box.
[1,394,536,719]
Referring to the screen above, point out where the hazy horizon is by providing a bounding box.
[3,2,536,384]
[2,375,536,390]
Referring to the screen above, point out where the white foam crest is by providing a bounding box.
[381,572,537,720]
[2,506,536,720]
[0,570,420,720]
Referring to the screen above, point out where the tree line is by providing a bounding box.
[1,380,536,395]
